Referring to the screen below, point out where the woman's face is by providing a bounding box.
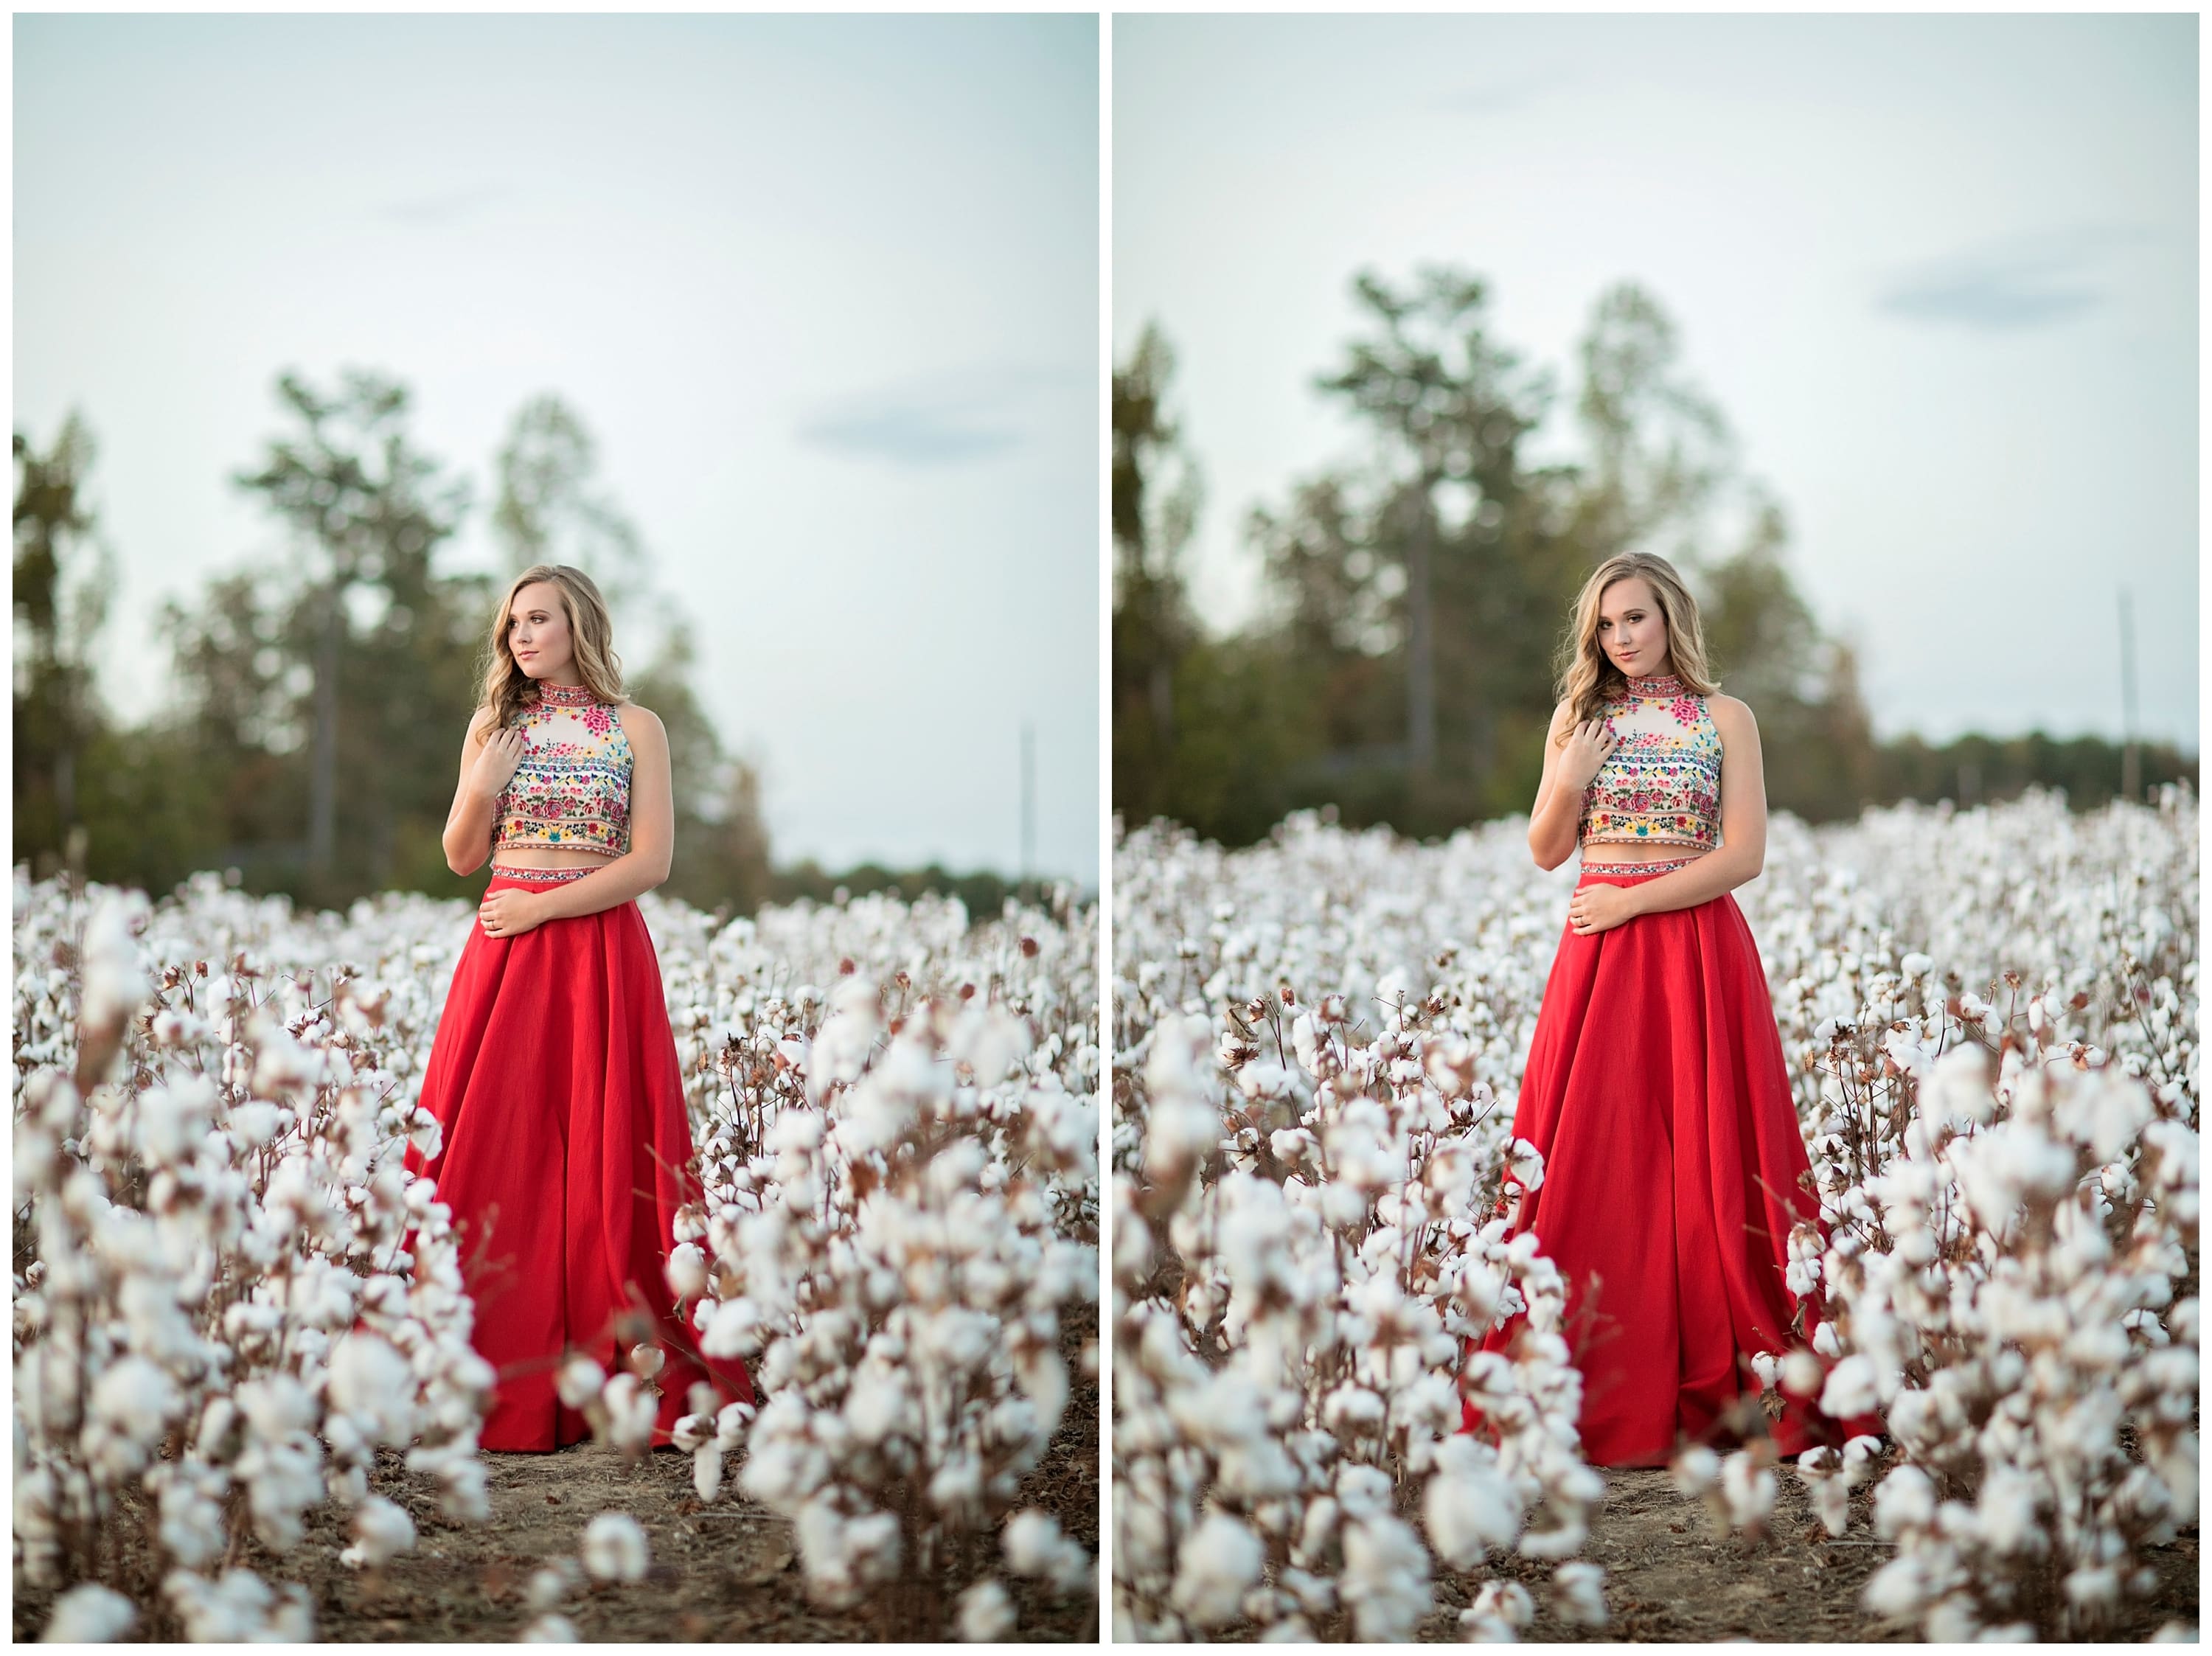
[1595,576,1671,678]
[506,582,575,681]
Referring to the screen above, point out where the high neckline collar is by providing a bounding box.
[1622,670,1686,698]
[533,678,597,706]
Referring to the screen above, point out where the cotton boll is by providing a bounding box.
[545,1355,603,1412]
[85,1356,183,1478]
[1551,1561,1608,1630]
[136,1076,217,1169]
[1809,1470,1851,1537]
[41,1583,137,1642]
[1670,1444,1720,1499]
[1003,1509,1069,1578]
[521,1614,580,1641]
[665,1243,709,1301]
[1719,1451,1776,1536]
[1862,1553,1932,1619]
[1340,1512,1433,1641]
[327,1330,417,1446]
[1422,1439,1523,1569]
[1466,1577,1534,1632]
[525,1564,577,1612]
[703,1297,766,1360]
[1874,1465,1936,1538]
[1169,1512,1265,1629]
[714,1399,757,1453]
[339,1496,416,1568]
[437,1457,490,1523]
[581,1512,650,1584]
[669,1411,712,1454]
[1781,1346,1826,1399]
[957,1578,1016,1641]
[599,1376,658,1455]
[1820,1354,1880,1419]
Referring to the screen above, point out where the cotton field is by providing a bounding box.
[1111,784,2198,1641]
[13,864,1099,1641]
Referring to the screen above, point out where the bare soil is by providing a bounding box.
[15,1323,1100,1643]
[1414,1461,2198,1643]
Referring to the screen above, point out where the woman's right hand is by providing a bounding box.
[471,725,529,798]
[1560,718,1618,790]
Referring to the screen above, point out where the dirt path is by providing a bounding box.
[1416,1464,2197,1642]
[15,1333,1100,1643]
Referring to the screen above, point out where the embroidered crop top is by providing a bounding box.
[489,680,633,857]
[1577,671,1723,851]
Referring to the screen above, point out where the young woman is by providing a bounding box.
[407,563,752,1452]
[1462,551,1878,1469]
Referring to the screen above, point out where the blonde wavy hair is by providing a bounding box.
[471,563,627,746]
[1551,552,1720,747]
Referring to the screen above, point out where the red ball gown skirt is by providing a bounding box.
[1461,855,1880,1468]
[405,863,754,1451]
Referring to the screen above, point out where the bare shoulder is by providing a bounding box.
[613,700,667,747]
[1705,693,1760,740]
[1546,696,1579,737]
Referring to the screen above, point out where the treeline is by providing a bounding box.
[14,372,788,918]
[1113,267,2194,849]
[769,860,1052,917]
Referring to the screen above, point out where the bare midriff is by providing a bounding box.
[1581,842,1711,863]
[490,846,619,871]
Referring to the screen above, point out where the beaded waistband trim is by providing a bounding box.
[490,863,599,883]
[1580,855,1704,877]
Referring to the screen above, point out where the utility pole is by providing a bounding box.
[1020,722,1035,886]
[2118,586,2140,804]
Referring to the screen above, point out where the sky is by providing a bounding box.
[1116,13,2198,752]
[15,13,1099,881]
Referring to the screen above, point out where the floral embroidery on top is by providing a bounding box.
[489,680,633,857]
[1577,671,1724,851]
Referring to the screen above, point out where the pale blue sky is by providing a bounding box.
[17,13,1099,880]
[1116,13,2197,751]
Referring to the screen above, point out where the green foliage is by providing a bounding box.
[765,860,1067,920]
[1873,729,2197,815]
[1113,270,2196,847]
[13,376,779,919]
[629,625,775,920]
[1111,322,1203,828]
[13,417,116,867]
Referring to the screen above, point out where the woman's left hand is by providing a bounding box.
[479,888,546,939]
[1568,882,1641,936]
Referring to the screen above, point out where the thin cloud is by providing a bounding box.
[379,183,512,226]
[798,405,1020,465]
[796,365,1084,467]
[1874,225,2151,331]
[1438,68,1571,116]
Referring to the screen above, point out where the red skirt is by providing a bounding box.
[404,863,753,1451]
[1462,855,1880,1468]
